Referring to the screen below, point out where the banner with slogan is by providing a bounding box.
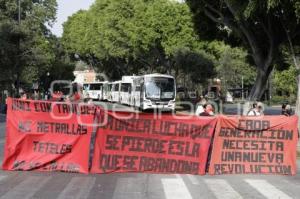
[91,110,218,175]
[2,98,96,174]
[209,115,298,175]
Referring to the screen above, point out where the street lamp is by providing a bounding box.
[18,0,21,24]
[242,76,244,101]
[43,72,51,100]
[15,0,21,97]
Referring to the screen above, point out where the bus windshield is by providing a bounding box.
[90,83,102,90]
[145,77,175,99]
[83,84,90,91]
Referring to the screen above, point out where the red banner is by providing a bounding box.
[2,98,95,174]
[209,115,298,175]
[91,110,217,175]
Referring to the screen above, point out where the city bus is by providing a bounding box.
[120,76,136,105]
[106,82,113,102]
[102,82,110,101]
[83,82,106,101]
[111,81,121,103]
[131,74,176,111]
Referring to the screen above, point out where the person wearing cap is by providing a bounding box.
[247,102,264,116]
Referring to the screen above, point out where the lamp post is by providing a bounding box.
[242,76,244,101]
[43,72,51,100]
[46,72,50,91]
[18,0,21,24]
[15,0,21,97]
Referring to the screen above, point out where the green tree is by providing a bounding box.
[62,0,210,80]
[0,0,57,95]
[274,66,297,100]
[186,0,300,100]
[204,41,256,90]
[173,48,215,87]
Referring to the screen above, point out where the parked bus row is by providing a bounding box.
[83,74,176,111]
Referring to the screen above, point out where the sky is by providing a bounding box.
[51,0,95,37]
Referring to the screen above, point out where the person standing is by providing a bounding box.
[70,82,83,102]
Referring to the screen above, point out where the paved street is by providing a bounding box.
[0,113,300,199]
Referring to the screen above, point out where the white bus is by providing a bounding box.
[83,83,90,99]
[131,74,176,111]
[106,82,113,102]
[83,82,106,101]
[111,81,121,103]
[120,76,136,105]
[102,82,110,101]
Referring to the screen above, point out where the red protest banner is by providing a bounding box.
[209,115,298,175]
[2,98,95,174]
[90,110,217,175]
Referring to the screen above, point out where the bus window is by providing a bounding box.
[83,84,90,91]
[121,83,131,92]
[115,84,119,91]
[90,84,102,90]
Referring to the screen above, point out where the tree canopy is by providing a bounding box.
[0,0,75,95]
[204,41,256,89]
[62,0,214,81]
[186,0,300,100]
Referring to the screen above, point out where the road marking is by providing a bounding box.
[245,179,292,199]
[113,177,145,199]
[57,177,96,199]
[204,179,242,199]
[186,174,200,185]
[161,177,192,199]
[0,176,51,199]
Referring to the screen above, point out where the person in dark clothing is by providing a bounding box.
[282,104,292,116]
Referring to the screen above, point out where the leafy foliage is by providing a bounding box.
[186,0,300,100]
[0,0,75,95]
[204,41,256,89]
[0,0,57,94]
[62,0,205,80]
[274,66,297,96]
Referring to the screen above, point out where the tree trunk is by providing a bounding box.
[248,68,273,101]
